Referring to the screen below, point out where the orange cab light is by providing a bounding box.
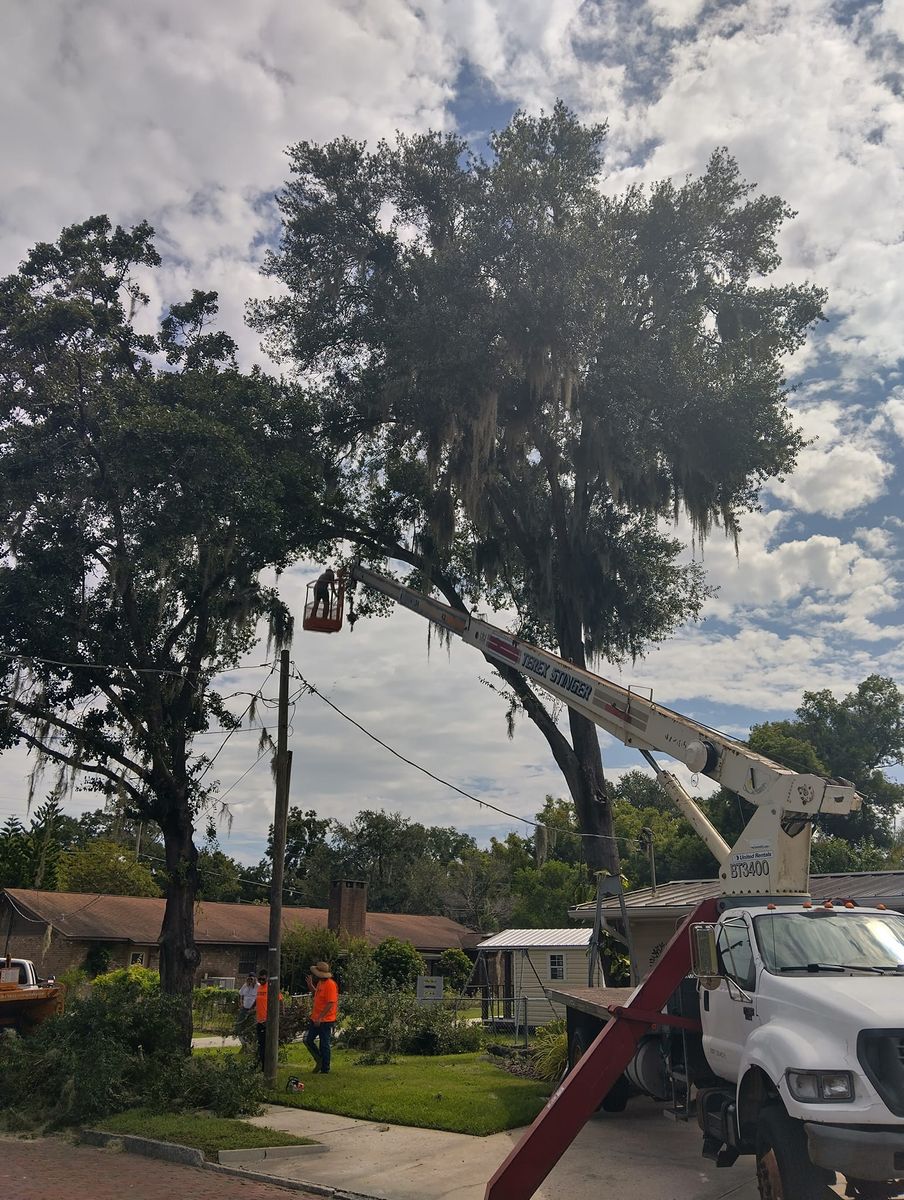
[802,901,813,909]
[823,901,834,909]
[767,903,777,910]
[877,903,888,910]
[844,901,855,909]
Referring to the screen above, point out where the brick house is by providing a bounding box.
[1,880,481,984]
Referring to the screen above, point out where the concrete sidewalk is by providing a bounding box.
[245,1099,767,1200]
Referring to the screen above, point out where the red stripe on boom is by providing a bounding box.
[486,636,521,664]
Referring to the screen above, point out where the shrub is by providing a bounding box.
[150,1052,267,1118]
[342,937,380,996]
[83,943,112,977]
[0,983,183,1127]
[340,993,483,1056]
[435,948,473,993]
[92,964,161,999]
[57,966,90,998]
[281,925,342,993]
[373,937,425,991]
[193,986,239,1033]
[531,1020,568,1082]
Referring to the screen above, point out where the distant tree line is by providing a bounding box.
[3,674,901,929]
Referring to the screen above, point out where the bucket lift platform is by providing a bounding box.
[302,573,345,633]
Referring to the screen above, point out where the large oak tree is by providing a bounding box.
[0,217,333,1044]
[251,105,826,876]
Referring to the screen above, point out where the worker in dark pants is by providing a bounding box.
[311,568,335,619]
[255,969,282,1068]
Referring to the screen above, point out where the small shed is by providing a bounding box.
[569,871,904,979]
[476,928,604,1027]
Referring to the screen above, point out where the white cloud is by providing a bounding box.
[2,1,904,864]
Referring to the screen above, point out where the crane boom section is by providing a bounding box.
[348,565,861,894]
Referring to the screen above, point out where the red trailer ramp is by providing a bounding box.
[484,898,718,1200]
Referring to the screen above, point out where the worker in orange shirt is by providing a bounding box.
[304,961,339,1074]
[255,969,283,1069]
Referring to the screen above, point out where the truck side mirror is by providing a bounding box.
[690,923,722,982]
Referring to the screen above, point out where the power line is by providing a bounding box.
[1,654,276,679]
[290,667,640,850]
[197,665,277,783]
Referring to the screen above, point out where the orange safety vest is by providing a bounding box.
[311,978,339,1023]
[255,982,282,1022]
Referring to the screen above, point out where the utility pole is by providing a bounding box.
[265,649,292,1087]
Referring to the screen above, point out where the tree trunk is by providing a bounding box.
[565,706,619,876]
[158,806,201,1054]
[554,585,621,878]
[494,658,619,876]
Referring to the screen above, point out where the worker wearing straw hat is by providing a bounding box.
[304,961,339,1074]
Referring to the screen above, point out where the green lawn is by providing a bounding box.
[269,1046,551,1135]
[97,1108,317,1161]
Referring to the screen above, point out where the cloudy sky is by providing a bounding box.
[2,0,903,867]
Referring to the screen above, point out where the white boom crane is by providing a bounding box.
[342,565,862,897]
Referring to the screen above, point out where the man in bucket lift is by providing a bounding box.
[312,567,335,619]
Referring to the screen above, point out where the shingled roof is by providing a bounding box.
[3,889,481,952]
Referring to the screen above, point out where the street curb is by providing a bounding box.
[81,1128,381,1199]
[219,1144,331,1163]
[81,1128,205,1166]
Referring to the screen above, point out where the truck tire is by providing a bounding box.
[567,1025,629,1113]
[755,1105,835,1200]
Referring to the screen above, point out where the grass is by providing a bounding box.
[97,1108,317,1161]
[268,1046,551,1135]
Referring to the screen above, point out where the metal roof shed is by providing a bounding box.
[475,928,603,1031]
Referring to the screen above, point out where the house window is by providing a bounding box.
[237,949,259,976]
[130,952,145,966]
[548,953,565,981]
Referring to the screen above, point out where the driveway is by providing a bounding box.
[247,1099,767,1200]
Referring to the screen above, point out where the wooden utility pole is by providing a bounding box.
[265,649,292,1087]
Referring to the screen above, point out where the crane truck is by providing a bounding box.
[305,565,904,1200]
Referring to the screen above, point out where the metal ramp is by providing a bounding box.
[484,898,718,1200]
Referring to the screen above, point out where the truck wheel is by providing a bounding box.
[567,1026,629,1112]
[755,1105,834,1200]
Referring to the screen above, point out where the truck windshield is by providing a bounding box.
[754,911,904,974]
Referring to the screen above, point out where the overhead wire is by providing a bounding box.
[290,665,640,851]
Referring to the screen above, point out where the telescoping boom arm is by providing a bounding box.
[347,565,861,896]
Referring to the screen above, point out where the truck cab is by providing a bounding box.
[696,902,904,1196]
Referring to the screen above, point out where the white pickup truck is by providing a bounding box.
[0,956,63,1034]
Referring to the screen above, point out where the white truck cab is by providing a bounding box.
[697,902,904,1195]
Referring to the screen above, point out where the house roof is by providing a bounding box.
[569,871,904,918]
[3,889,482,952]
[477,928,593,951]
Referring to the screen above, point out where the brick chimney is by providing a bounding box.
[328,879,367,939]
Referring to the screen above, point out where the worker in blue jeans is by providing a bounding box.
[304,962,339,1073]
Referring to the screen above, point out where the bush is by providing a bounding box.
[436,948,473,993]
[57,966,90,998]
[373,938,425,991]
[193,986,239,1034]
[83,943,112,978]
[531,1020,568,1082]
[150,1052,267,1118]
[281,925,342,993]
[93,964,161,999]
[340,993,483,1056]
[0,982,183,1127]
